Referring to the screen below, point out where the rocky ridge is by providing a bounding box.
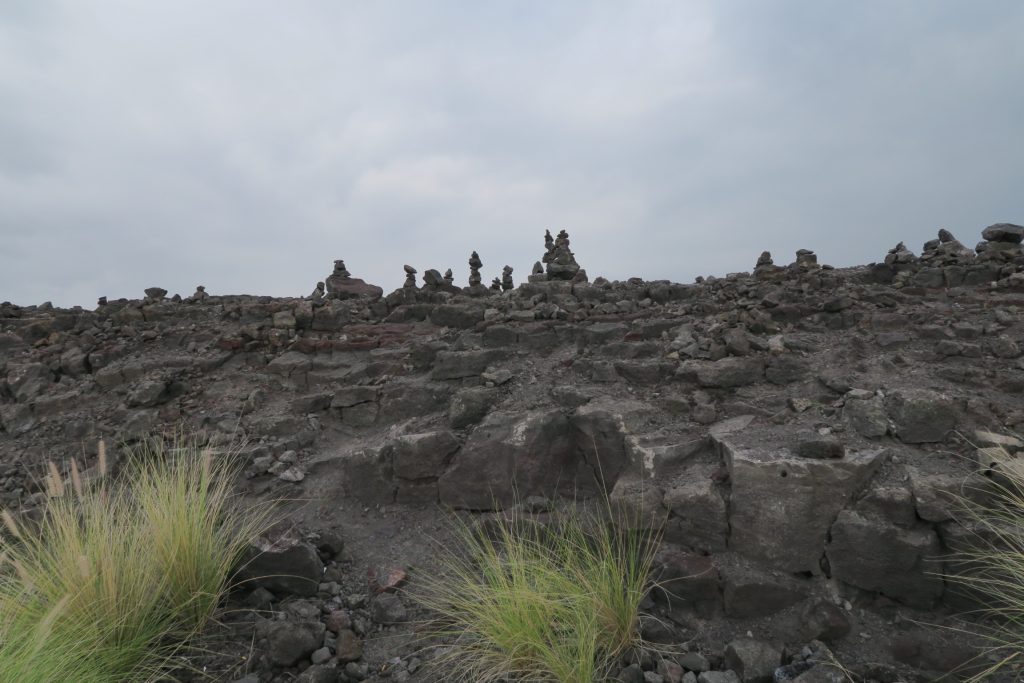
[3,224,1024,682]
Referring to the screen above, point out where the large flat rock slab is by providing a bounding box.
[721,437,886,573]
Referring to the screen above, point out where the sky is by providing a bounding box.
[1,1,1022,308]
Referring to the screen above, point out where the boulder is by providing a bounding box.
[722,438,885,573]
[663,469,728,552]
[235,537,325,598]
[886,390,957,443]
[723,638,781,683]
[981,223,1024,243]
[438,409,577,509]
[389,430,460,480]
[255,619,325,667]
[448,386,499,429]
[651,551,722,618]
[843,394,888,438]
[826,510,943,608]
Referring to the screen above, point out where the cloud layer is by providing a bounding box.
[2,1,1022,307]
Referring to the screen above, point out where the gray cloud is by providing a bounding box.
[1,1,1022,307]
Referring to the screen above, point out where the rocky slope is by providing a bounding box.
[3,224,1024,682]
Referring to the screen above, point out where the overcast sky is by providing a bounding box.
[1,2,1022,307]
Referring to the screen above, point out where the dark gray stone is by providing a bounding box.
[798,600,851,643]
[722,437,885,573]
[885,389,957,443]
[724,638,780,683]
[448,386,499,429]
[826,510,943,608]
[235,539,325,598]
[438,409,577,509]
[982,223,1024,243]
[370,593,408,624]
[651,551,722,618]
[843,395,888,438]
[256,619,326,667]
[390,430,460,480]
[663,470,728,552]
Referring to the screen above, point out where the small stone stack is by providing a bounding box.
[977,223,1024,263]
[188,285,209,303]
[307,283,324,301]
[544,230,586,282]
[490,277,501,291]
[468,252,483,287]
[501,265,514,291]
[443,269,455,287]
[528,261,546,283]
[792,249,819,269]
[144,287,167,301]
[324,259,384,300]
[753,251,783,280]
[402,265,417,289]
[919,230,975,267]
[884,242,918,267]
[464,251,489,295]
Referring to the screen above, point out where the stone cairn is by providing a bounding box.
[501,265,514,291]
[443,269,455,287]
[977,223,1024,263]
[323,259,384,300]
[753,251,782,280]
[188,285,209,302]
[464,251,490,296]
[793,249,818,269]
[490,277,501,291]
[307,282,325,301]
[544,229,586,282]
[403,265,417,288]
[468,251,483,287]
[325,260,351,295]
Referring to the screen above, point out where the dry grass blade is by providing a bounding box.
[0,434,275,682]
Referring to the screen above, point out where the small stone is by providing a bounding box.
[276,466,305,482]
[724,637,781,683]
[788,398,814,413]
[617,664,645,683]
[982,223,1024,243]
[370,593,408,624]
[326,609,351,633]
[679,652,710,672]
[310,647,332,665]
[335,628,363,662]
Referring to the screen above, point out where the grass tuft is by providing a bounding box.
[0,434,272,682]
[411,496,662,683]
[946,443,1024,681]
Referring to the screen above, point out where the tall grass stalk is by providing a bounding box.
[0,435,272,682]
[412,496,662,683]
[946,445,1024,681]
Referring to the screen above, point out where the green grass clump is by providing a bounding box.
[0,436,271,682]
[947,444,1024,681]
[411,499,661,683]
